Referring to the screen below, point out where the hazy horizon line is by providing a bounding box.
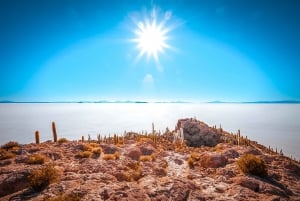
[1,100,300,104]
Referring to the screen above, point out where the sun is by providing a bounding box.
[131,8,173,63]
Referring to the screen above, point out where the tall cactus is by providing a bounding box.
[52,121,58,143]
[35,130,40,144]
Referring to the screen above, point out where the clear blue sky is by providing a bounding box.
[0,0,299,102]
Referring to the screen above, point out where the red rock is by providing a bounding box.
[100,144,119,154]
[200,153,228,168]
[140,144,156,155]
[177,118,221,147]
[126,148,141,161]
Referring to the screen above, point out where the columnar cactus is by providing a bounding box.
[35,130,40,144]
[52,121,57,143]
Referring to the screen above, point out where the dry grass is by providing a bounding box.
[115,161,142,182]
[102,152,120,160]
[43,193,82,201]
[28,164,60,191]
[27,154,47,164]
[58,138,69,144]
[1,141,19,151]
[75,151,92,158]
[92,147,102,155]
[187,152,200,169]
[237,154,267,177]
[140,155,153,162]
[0,149,15,160]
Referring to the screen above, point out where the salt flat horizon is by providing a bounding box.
[0,103,299,160]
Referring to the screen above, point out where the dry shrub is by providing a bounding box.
[76,151,92,158]
[117,161,142,181]
[92,148,102,156]
[187,152,200,169]
[27,154,47,164]
[102,151,120,160]
[1,141,19,150]
[114,151,120,159]
[190,152,200,161]
[58,138,68,144]
[237,154,267,177]
[89,143,99,147]
[0,149,15,160]
[102,154,115,160]
[43,192,82,201]
[187,157,194,169]
[28,164,60,191]
[140,155,152,162]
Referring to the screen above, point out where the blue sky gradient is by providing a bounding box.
[1,0,299,101]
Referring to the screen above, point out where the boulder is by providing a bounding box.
[139,144,156,156]
[100,144,119,154]
[200,153,228,168]
[0,171,30,197]
[126,148,141,161]
[177,118,220,147]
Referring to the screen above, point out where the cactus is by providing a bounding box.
[97,134,101,143]
[82,136,85,142]
[237,129,241,146]
[35,130,40,144]
[52,122,58,143]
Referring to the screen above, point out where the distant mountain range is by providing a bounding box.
[1,100,300,104]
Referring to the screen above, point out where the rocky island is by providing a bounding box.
[0,118,299,201]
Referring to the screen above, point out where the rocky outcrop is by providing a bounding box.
[200,153,228,168]
[177,118,221,147]
[0,119,299,201]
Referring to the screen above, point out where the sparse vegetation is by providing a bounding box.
[28,163,60,191]
[76,151,92,158]
[0,149,15,160]
[1,141,19,151]
[92,147,102,156]
[237,154,267,177]
[43,192,82,201]
[58,138,68,144]
[27,153,47,164]
[102,152,120,160]
[140,155,153,162]
[187,152,200,168]
[115,161,142,181]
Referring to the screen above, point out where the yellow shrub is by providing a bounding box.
[114,151,120,160]
[27,154,47,164]
[237,154,267,177]
[43,193,82,201]
[187,157,194,169]
[140,155,152,162]
[58,138,68,144]
[102,154,116,160]
[28,164,60,191]
[82,144,93,152]
[76,151,92,158]
[0,149,15,160]
[92,148,102,155]
[1,141,19,150]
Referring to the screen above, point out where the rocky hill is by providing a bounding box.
[0,119,299,201]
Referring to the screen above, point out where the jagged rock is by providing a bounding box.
[223,149,239,159]
[0,171,30,197]
[200,153,228,168]
[100,144,119,154]
[139,144,156,155]
[126,148,141,161]
[177,118,221,147]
